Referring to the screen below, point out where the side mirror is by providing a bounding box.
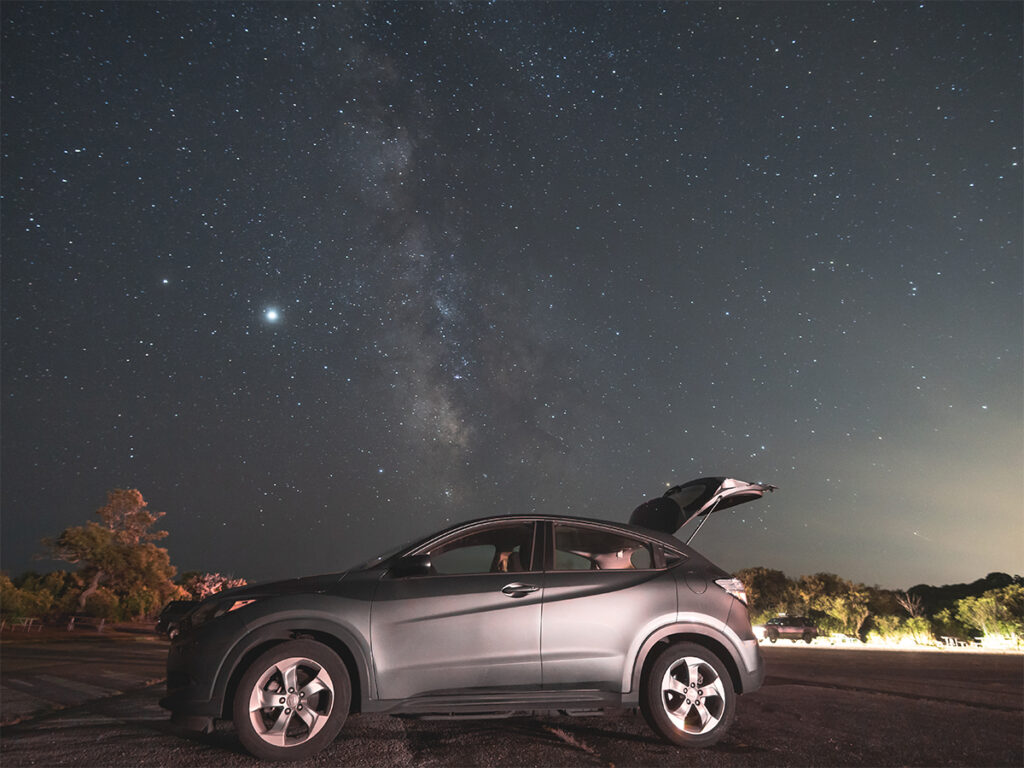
[389,554,433,578]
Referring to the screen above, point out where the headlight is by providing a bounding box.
[188,598,257,630]
[715,577,748,605]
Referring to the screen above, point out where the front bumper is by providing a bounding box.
[159,614,247,727]
[166,711,217,733]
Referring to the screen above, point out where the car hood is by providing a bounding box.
[215,572,347,600]
[629,476,776,535]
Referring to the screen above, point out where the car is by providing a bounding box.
[155,600,197,640]
[161,476,775,761]
[758,616,818,644]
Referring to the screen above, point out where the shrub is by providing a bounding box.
[121,588,162,620]
[867,614,904,643]
[82,587,120,620]
[866,615,934,646]
[0,572,55,617]
[180,572,248,600]
[934,607,971,642]
[814,613,847,636]
[905,616,934,644]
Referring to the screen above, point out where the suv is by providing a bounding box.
[161,477,774,761]
[761,616,818,644]
[155,600,196,640]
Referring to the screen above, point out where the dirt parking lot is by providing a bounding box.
[1,639,1021,767]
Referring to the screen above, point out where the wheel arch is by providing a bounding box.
[628,623,749,702]
[217,619,373,720]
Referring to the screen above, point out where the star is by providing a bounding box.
[0,1,1019,592]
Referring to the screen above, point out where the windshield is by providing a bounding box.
[351,533,426,572]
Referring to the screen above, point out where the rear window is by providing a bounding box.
[553,524,655,571]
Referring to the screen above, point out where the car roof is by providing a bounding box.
[409,513,689,554]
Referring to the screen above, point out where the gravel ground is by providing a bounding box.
[1,640,1020,767]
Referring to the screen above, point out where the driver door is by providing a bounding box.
[370,521,542,700]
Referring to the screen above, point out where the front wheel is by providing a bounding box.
[766,628,779,643]
[640,641,736,747]
[232,639,350,762]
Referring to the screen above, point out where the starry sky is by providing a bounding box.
[2,2,1021,591]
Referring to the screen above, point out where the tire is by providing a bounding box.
[802,631,814,644]
[767,628,779,643]
[640,642,736,747]
[232,639,350,762]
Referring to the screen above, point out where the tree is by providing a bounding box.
[96,488,167,546]
[908,572,1018,617]
[866,586,902,618]
[735,567,795,623]
[46,522,118,610]
[44,489,178,617]
[955,583,1024,640]
[896,591,925,618]
[933,607,969,642]
[795,572,848,615]
[796,573,873,636]
[821,586,871,636]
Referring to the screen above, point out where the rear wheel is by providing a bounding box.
[232,639,350,761]
[640,642,736,747]
[802,631,814,644]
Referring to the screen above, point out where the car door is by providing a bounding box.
[540,521,678,691]
[370,521,543,700]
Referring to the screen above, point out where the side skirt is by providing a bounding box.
[364,689,627,716]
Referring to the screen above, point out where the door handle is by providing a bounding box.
[501,582,540,597]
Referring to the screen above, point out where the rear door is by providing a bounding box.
[539,521,677,691]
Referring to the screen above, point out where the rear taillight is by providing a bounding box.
[715,577,748,604]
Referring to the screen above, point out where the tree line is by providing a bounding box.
[736,566,1023,645]
[1,488,1021,644]
[1,489,245,622]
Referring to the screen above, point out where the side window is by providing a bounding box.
[664,548,686,567]
[555,549,592,570]
[428,523,536,575]
[553,525,655,571]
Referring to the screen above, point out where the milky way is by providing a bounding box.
[2,3,1020,588]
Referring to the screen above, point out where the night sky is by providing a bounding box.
[2,3,1021,591]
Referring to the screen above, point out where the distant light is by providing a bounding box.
[265,308,279,322]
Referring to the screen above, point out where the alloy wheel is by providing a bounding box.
[659,656,727,735]
[245,655,335,748]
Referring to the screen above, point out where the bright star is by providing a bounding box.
[265,308,279,322]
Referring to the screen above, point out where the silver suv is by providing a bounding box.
[161,477,774,761]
